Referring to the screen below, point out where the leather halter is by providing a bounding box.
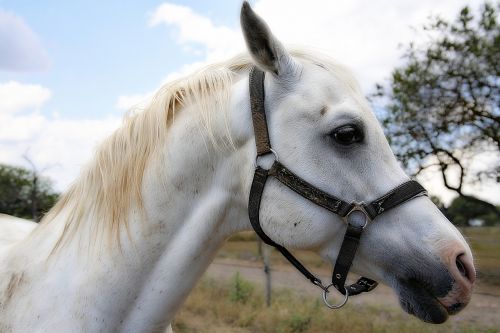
[247,67,428,308]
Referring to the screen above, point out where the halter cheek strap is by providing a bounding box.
[247,67,427,307]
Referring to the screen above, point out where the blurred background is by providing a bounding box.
[0,0,498,332]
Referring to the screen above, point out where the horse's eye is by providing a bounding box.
[331,125,364,145]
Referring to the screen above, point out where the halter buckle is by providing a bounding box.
[355,277,379,292]
[253,148,279,170]
[343,202,371,229]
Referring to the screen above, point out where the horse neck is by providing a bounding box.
[3,73,255,332]
[119,78,254,327]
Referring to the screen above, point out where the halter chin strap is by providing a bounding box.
[247,67,428,307]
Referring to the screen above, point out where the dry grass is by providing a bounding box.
[173,227,500,332]
[220,228,500,285]
[173,276,497,333]
[219,232,329,272]
[460,227,500,286]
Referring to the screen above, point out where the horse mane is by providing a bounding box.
[38,48,362,252]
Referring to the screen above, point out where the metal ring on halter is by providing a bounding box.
[322,284,349,309]
[253,148,279,169]
[343,202,371,229]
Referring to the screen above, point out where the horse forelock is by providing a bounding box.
[38,48,363,253]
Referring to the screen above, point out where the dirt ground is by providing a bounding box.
[204,258,500,329]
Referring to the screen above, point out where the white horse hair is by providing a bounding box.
[0,2,475,332]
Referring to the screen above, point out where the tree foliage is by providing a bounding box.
[0,163,59,221]
[447,196,499,226]
[373,2,499,214]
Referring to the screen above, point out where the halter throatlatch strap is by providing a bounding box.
[247,66,428,304]
[249,166,325,287]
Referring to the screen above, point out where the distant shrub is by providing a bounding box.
[229,272,254,303]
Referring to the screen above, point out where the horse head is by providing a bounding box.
[239,2,475,324]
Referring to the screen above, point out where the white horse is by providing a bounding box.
[0,3,475,332]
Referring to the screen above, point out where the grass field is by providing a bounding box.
[173,227,500,333]
[219,227,500,286]
[460,227,500,286]
[173,276,497,333]
[217,232,329,270]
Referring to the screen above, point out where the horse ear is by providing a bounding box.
[240,1,299,77]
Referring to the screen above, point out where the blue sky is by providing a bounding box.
[0,0,241,119]
[0,0,496,204]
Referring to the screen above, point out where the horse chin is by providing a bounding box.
[395,279,449,324]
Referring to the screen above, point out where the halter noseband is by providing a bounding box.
[247,67,427,309]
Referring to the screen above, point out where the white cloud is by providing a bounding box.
[149,3,242,62]
[0,114,121,191]
[26,116,121,190]
[0,81,121,191]
[117,4,243,111]
[0,113,46,142]
[0,81,51,115]
[0,10,50,72]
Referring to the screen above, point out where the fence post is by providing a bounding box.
[258,239,272,306]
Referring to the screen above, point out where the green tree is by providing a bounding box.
[373,2,499,216]
[447,196,499,226]
[0,163,59,221]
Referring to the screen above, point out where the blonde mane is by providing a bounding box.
[39,49,362,251]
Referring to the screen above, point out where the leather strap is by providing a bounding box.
[331,224,378,295]
[249,167,276,246]
[331,224,363,293]
[249,67,272,156]
[249,166,325,287]
[269,161,353,216]
[363,180,426,220]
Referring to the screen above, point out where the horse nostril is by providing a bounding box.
[456,254,468,279]
[455,253,476,285]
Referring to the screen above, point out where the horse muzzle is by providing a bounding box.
[395,242,475,324]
